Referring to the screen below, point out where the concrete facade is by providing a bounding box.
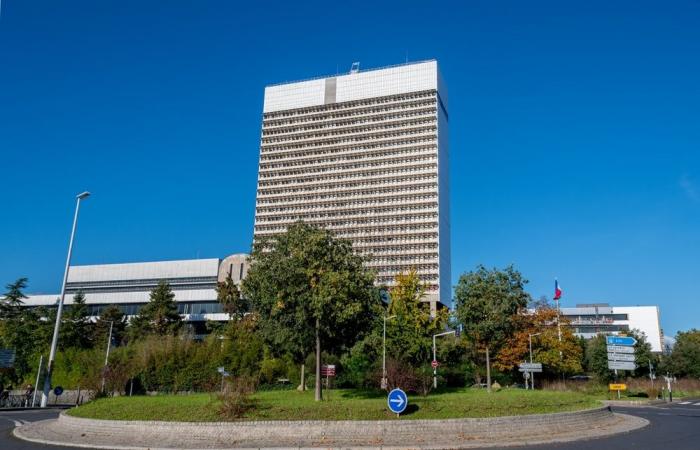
[255,60,450,310]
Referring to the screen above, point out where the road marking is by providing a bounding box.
[694,402,700,406]
[679,401,691,404]
[12,420,23,427]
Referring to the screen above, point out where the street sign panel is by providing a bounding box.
[518,363,543,372]
[321,364,336,377]
[53,386,64,396]
[608,361,636,371]
[607,353,635,362]
[606,345,635,354]
[609,383,627,391]
[606,336,637,346]
[387,388,408,414]
[431,360,439,369]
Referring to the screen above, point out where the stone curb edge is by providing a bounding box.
[12,411,650,450]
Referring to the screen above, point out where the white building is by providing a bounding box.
[560,304,664,352]
[254,60,450,311]
[19,254,249,328]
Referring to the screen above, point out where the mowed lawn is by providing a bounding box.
[68,388,600,421]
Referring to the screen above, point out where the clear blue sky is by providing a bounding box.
[1,1,698,337]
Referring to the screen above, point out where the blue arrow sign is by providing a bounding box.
[606,336,637,346]
[387,388,408,414]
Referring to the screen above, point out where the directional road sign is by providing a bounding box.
[607,352,636,362]
[609,383,627,391]
[606,336,637,346]
[518,363,542,372]
[606,345,635,354]
[608,361,636,371]
[387,388,408,414]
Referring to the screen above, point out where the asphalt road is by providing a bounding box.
[1,400,699,449]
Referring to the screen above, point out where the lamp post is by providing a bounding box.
[41,191,90,407]
[528,332,541,390]
[433,330,457,389]
[381,315,396,390]
[101,321,114,393]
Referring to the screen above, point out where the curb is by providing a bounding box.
[12,406,650,450]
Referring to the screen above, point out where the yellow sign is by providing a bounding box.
[609,383,627,391]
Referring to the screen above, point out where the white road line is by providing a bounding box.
[12,420,23,427]
[679,401,691,404]
[694,402,700,406]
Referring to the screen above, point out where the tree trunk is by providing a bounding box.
[299,363,306,391]
[315,317,322,401]
[486,345,492,393]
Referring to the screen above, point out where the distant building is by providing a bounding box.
[560,304,664,352]
[19,254,249,333]
[254,60,450,313]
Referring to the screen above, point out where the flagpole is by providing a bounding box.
[555,279,563,382]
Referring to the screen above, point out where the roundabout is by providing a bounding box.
[13,405,647,449]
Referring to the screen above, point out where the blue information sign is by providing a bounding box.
[53,386,64,396]
[606,336,637,346]
[387,388,408,414]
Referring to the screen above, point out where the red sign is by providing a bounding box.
[321,364,336,377]
[431,360,439,369]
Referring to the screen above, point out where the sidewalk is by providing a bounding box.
[14,406,648,449]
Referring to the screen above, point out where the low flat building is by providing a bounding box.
[560,303,664,352]
[20,254,249,330]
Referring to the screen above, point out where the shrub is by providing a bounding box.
[218,376,258,420]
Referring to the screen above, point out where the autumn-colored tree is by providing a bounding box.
[495,306,583,376]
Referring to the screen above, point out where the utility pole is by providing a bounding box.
[41,191,90,407]
[101,321,114,393]
[381,315,396,390]
[32,355,43,407]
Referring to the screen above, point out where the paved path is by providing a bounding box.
[2,400,698,450]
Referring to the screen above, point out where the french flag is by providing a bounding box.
[554,279,563,301]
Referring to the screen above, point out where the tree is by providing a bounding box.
[386,269,449,366]
[93,305,127,349]
[0,278,43,384]
[128,281,181,338]
[60,291,92,349]
[454,265,530,392]
[216,272,247,319]
[242,222,379,401]
[495,306,583,377]
[666,329,700,378]
[0,278,28,319]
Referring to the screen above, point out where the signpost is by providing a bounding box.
[609,383,627,391]
[321,365,336,391]
[387,388,408,416]
[518,363,542,390]
[606,335,637,398]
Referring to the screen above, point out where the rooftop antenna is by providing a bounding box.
[350,62,360,74]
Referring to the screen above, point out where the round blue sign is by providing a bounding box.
[53,386,64,396]
[387,388,408,414]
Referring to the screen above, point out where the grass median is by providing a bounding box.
[67,388,600,421]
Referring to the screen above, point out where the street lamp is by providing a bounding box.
[528,332,541,390]
[433,330,457,389]
[41,191,90,407]
[381,315,396,389]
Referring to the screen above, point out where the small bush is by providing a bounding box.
[218,376,257,420]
